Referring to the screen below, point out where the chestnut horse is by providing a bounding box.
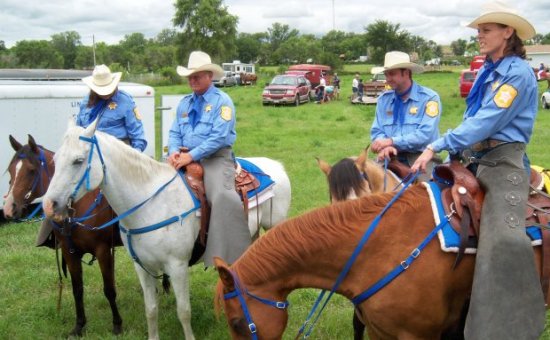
[3,135,122,337]
[215,184,548,339]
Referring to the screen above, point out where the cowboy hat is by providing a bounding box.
[82,64,121,96]
[468,1,535,40]
[382,51,424,74]
[176,51,224,79]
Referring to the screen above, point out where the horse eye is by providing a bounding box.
[73,158,84,165]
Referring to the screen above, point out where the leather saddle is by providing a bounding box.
[434,162,550,304]
[183,161,260,247]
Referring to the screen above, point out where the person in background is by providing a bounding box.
[167,51,250,267]
[370,51,441,182]
[77,64,147,152]
[352,73,359,100]
[315,73,327,103]
[333,72,341,100]
[357,79,364,102]
[412,2,545,338]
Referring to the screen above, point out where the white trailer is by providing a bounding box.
[1,72,155,210]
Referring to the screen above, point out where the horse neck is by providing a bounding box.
[95,134,180,215]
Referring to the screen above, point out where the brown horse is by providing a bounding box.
[215,171,547,339]
[240,72,258,85]
[4,135,123,336]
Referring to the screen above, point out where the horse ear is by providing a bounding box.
[316,157,331,176]
[356,147,369,169]
[9,135,23,152]
[214,257,236,291]
[82,118,99,138]
[28,135,39,154]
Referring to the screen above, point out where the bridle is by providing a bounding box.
[223,270,289,339]
[69,135,107,206]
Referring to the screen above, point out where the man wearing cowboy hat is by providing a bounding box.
[370,51,441,182]
[167,51,250,267]
[77,64,147,152]
[412,2,546,338]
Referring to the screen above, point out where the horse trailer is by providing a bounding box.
[0,69,156,210]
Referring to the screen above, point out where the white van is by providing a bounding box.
[0,69,155,210]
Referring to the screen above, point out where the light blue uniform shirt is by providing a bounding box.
[431,56,538,154]
[76,90,147,152]
[371,82,441,152]
[168,85,237,161]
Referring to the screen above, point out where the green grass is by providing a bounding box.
[2,71,550,339]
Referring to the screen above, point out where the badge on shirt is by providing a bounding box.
[133,107,142,120]
[205,104,212,113]
[409,106,418,115]
[221,106,232,121]
[425,101,439,117]
[108,102,117,110]
[491,81,501,91]
[494,84,517,108]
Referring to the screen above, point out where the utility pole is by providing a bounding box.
[332,0,335,31]
[92,35,96,66]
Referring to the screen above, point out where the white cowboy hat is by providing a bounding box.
[82,64,121,96]
[382,51,424,74]
[176,51,224,79]
[468,1,535,40]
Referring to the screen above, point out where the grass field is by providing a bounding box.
[2,70,550,339]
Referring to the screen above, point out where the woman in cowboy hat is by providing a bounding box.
[167,51,250,267]
[413,2,545,338]
[76,64,147,152]
[370,50,442,182]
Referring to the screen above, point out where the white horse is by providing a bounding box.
[42,120,291,340]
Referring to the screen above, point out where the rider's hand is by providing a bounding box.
[411,148,435,174]
[376,146,397,161]
[371,138,393,153]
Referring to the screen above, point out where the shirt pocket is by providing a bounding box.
[194,116,214,139]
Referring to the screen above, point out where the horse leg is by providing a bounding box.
[134,264,160,340]
[96,247,123,334]
[63,248,87,336]
[166,263,195,340]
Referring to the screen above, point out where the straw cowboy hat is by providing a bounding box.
[82,64,122,96]
[468,1,535,40]
[382,51,424,74]
[176,51,224,79]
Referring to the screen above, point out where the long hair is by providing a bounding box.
[500,24,527,59]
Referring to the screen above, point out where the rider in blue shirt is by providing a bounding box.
[371,51,441,181]
[412,3,545,339]
[167,51,250,267]
[77,64,147,152]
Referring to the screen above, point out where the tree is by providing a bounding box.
[364,20,409,64]
[450,39,467,56]
[155,29,178,46]
[266,23,299,54]
[13,40,63,68]
[235,32,266,63]
[173,0,238,63]
[50,31,81,69]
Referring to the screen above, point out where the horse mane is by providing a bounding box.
[233,185,427,285]
[64,126,174,183]
[328,158,368,201]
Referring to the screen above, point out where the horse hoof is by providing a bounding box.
[68,326,84,338]
[112,323,123,335]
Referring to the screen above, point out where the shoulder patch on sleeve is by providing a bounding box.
[220,106,232,121]
[494,84,518,108]
[425,101,439,117]
[133,107,142,120]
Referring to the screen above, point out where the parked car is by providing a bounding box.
[542,89,550,109]
[371,72,386,83]
[213,71,238,87]
[262,74,311,106]
[459,69,478,98]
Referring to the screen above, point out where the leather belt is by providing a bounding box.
[471,139,507,152]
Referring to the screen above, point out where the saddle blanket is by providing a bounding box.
[236,158,275,209]
[422,181,542,254]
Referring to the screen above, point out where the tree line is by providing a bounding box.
[1,0,549,78]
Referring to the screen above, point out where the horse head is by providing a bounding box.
[43,119,104,222]
[4,134,54,219]
[214,257,289,340]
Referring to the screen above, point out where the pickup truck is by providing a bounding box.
[352,72,390,104]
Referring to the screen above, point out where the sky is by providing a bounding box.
[1,0,549,49]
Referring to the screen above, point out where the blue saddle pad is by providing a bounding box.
[424,181,542,254]
[236,158,275,199]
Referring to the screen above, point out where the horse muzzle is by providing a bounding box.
[43,197,68,223]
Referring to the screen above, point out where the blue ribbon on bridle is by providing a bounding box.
[70,135,107,201]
